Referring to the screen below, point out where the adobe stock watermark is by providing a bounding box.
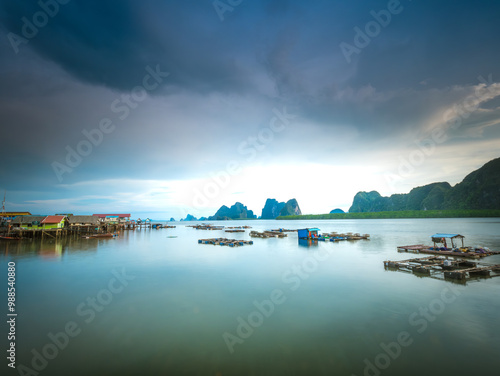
[16,268,135,376]
[7,0,71,54]
[340,0,406,64]
[191,106,295,208]
[51,64,170,183]
[383,74,499,191]
[213,0,243,21]
[223,247,335,354]
[351,285,461,376]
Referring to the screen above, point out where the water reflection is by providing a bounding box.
[298,238,319,248]
[0,236,101,260]
[39,240,63,259]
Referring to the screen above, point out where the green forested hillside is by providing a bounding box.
[349,158,500,212]
[278,209,500,220]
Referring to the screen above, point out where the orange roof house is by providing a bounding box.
[41,215,67,229]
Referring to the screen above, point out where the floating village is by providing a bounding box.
[0,212,174,240]
[1,211,499,285]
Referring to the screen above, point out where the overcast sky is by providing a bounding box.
[1,0,499,219]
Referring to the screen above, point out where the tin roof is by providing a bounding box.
[92,214,131,218]
[0,212,31,217]
[41,215,66,224]
[431,233,464,239]
[68,215,100,224]
[11,215,47,224]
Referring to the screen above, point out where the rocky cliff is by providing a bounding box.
[209,202,257,220]
[279,199,302,216]
[261,199,286,219]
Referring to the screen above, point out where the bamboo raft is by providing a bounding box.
[397,244,499,259]
[384,256,500,282]
[249,230,287,238]
[198,238,253,247]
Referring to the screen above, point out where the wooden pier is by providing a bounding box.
[0,225,123,240]
[198,238,253,247]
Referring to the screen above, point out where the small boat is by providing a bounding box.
[93,233,117,238]
[0,236,21,240]
[83,233,117,239]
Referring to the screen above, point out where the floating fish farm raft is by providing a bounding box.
[225,229,246,233]
[188,224,224,230]
[198,238,253,247]
[250,230,288,238]
[152,224,176,229]
[396,245,498,259]
[384,256,500,282]
[323,232,370,241]
[297,228,370,242]
[397,233,499,259]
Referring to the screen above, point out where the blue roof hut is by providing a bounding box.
[298,228,320,239]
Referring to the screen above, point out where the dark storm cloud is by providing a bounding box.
[1,0,500,213]
[1,0,253,93]
[0,0,314,98]
[2,0,500,96]
[346,0,500,90]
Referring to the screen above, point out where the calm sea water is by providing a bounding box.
[1,218,499,376]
